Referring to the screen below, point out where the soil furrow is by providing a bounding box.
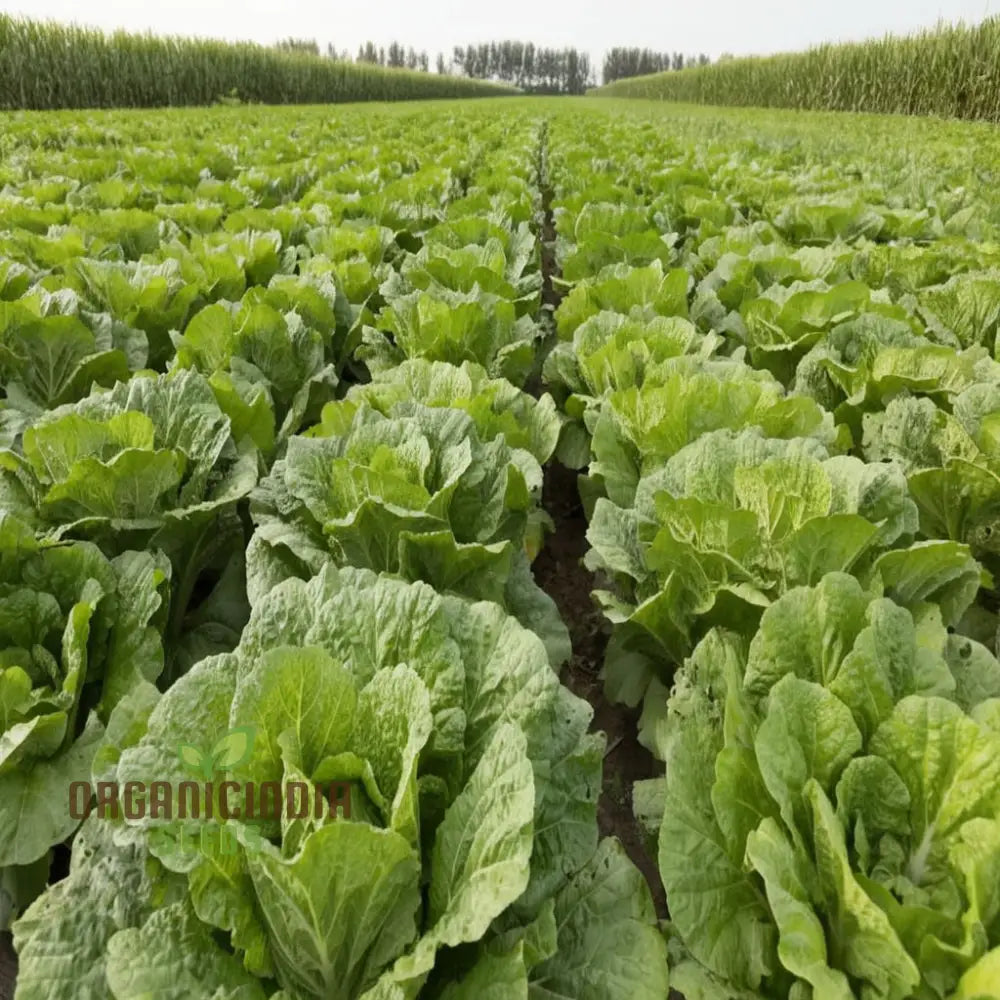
[531,117,666,919]
[533,464,667,918]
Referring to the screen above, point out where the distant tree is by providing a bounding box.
[565,47,582,94]
[698,53,711,66]
[448,39,592,93]
[357,41,379,64]
[523,42,535,87]
[386,42,403,67]
[418,51,430,72]
[274,37,320,56]
[602,47,681,84]
[509,40,525,86]
[436,52,447,74]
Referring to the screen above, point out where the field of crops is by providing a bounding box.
[2,96,1000,999]
[595,17,1000,122]
[0,15,516,109]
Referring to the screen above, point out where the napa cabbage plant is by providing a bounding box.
[335,359,562,466]
[554,261,689,340]
[248,400,568,664]
[542,311,723,467]
[863,392,1000,570]
[586,428,986,706]
[360,289,541,386]
[580,358,837,508]
[301,222,398,305]
[0,292,148,446]
[794,314,1000,425]
[70,257,202,370]
[424,217,538,274]
[543,311,720,408]
[12,566,668,1000]
[0,514,168,929]
[169,291,343,457]
[915,271,1000,352]
[0,370,258,674]
[554,201,678,284]
[651,573,1000,1000]
[380,238,542,316]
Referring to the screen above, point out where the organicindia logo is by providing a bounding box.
[68,725,353,856]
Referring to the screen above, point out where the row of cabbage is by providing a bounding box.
[542,107,1000,999]
[0,104,667,999]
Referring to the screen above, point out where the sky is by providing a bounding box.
[2,0,995,70]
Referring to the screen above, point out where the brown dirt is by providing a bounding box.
[533,462,667,918]
[0,933,15,1000]
[538,121,561,314]
[532,123,666,920]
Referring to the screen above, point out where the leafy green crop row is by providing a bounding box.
[594,16,1000,121]
[0,101,668,1000]
[5,94,1000,1000]
[542,101,1000,998]
[0,15,517,110]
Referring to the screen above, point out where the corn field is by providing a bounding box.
[0,15,516,110]
[594,17,1000,121]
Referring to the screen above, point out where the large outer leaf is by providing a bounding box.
[0,714,103,867]
[870,697,1000,877]
[246,823,421,1000]
[658,701,776,988]
[229,645,358,786]
[746,818,855,1000]
[527,839,669,1000]
[391,724,534,981]
[106,902,267,999]
[806,781,921,1000]
[12,818,162,1000]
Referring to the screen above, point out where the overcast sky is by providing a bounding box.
[2,0,995,66]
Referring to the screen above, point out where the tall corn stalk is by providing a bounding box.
[594,18,1000,122]
[0,15,518,110]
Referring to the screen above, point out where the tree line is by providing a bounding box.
[273,39,713,90]
[274,38,432,71]
[345,39,598,94]
[449,42,594,94]
[356,41,431,72]
[602,48,711,84]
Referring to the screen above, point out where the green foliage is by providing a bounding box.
[0,14,517,110]
[12,567,665,998]
[542,94,1000,1000]
[0,515,168,925]
[652,576,1000,997]
[6,88,1000,1000]
[249,399,569,665]
[595,16,1000,122]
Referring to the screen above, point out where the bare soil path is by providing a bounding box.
[533,463,666,918]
